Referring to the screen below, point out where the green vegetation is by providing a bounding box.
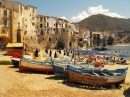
[107,36,114,45]
[0,60,13,65]
[127,37,130,42]
[78,14,130,33]
[56,38,65,49]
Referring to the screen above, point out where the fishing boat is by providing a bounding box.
[10,52,21,68]
[11,57,20,68]
[19,58,53,73]
[52,60,73,77]
[52,60,102,77]
[67,65,128,88]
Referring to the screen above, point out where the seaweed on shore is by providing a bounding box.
[0,60,13,65]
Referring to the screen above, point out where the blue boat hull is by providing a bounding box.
[67,65,128,87]
[52,64,67,77]
[11,58,20,68]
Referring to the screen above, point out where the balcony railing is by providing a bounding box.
[17,26,22,30]
[3,14,9,18]
[3,24,9,28]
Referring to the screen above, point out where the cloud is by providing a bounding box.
[70,5,125,22]
[71,11,89,22]
[60,16,67,20]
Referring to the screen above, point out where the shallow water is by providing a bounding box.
[105,45,130,58]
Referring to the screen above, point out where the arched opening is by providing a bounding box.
[0,36,9,50]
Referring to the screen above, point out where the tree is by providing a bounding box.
[57,38,65,49]
[127,37,130,42]
[107,36,114,45]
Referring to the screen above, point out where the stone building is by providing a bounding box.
[0,0,79,50]
[78,28,90,49]
[0,6,11,48]
[37,15,79,49]
[1,0,37,43]
[91,31,103,48]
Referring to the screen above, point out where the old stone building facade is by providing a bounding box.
[0,0,100,50]
[0,6,11,48]
[37,15,79,49]
[0,0,37,43]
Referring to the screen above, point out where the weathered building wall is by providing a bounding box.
[0,7,10,43]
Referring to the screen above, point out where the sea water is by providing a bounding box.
[105,45,130,58]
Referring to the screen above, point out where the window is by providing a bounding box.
[32,8,35,13]
[3,20,7,26]
[49,38,51,42]
[3,10,7,15]
[2,30,5,33]
[40,24,43,28]
[47,22,49,27]
[32,17,35,20]
[69,42,72,46]
[40,18,42,22]
[32,23,35,26]
[18,22,20,29]
[24,6,28,10]
[41,30,44,34]
[44,18,46,21]
[97,34,100,39]
[79,39,82,41]
[24,31,27,35]
[56,23,58,27]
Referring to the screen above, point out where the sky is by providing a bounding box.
[8,0,130,22]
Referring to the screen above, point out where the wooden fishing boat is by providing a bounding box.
[52,61,102,77]
[52,61,72,77]
[11,57,20,68]
[67,65,128,88]
[10,53,33,68]
[19,58,53,73]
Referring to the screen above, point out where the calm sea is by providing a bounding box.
[105,45,130,57]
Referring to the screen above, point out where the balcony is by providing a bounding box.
[31,17,36,23]
[2,14,9,19]
[2,24,9,28]
[32,14,36,18]
[17,26,22,31]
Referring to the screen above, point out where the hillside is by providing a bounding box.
[78,14,130,33]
